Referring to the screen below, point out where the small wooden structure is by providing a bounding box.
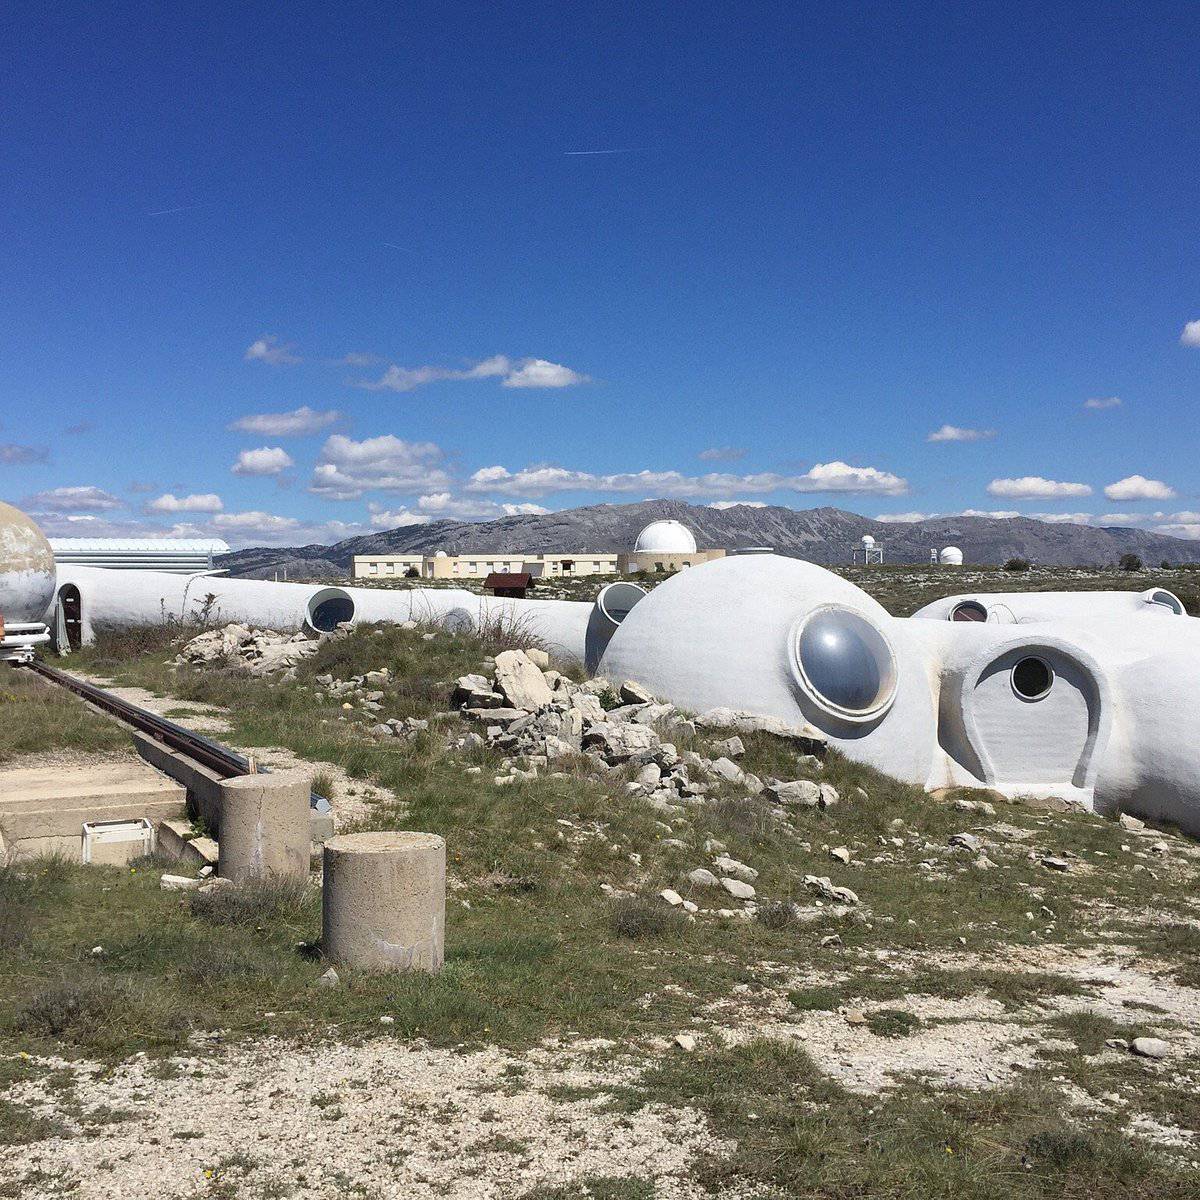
[484,572,534,598]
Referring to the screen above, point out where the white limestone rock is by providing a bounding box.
[493,650,554,711]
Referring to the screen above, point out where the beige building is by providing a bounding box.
[616,548,725,575]
[352,551,619,582]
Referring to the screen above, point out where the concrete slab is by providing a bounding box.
[0,758,185,860]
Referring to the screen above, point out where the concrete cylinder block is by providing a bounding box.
[216,770,312,883]
[321,831,446,972]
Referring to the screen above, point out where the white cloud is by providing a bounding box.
[986,476,1092,499]
[1025,512,1094,524]
[927,424,996,443]
[1103,474,1176,501]
[698,447,747,462]
[413,492,551,520]
[229,407,340,436]
[244,335,300,365]
[366,504,434,528]
[358,355,587,392]
[232,447,295,477]
[1083,396,1122,410]
[501,359,588,389]
[1165,510,1200,524]
[709,500,768,510]
[875,511,939,523]
[466,460,907,499]
[1095,512,1150,526]
[23,485,124,512]
[309,434,452,500]
[1,443,49,464]
[1155,523,1200,540]
[211,510,364,547]
[146,492,224,514]
[958,509,1021,519]
[1179,320,1200,348]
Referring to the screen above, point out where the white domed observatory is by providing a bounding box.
[0,501,55,661]
[939,546,964,566]
[619,520,725,574]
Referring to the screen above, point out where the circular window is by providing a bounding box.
[950,600,988,623]
[1011,656,1053,700]
[1144,588,1184,615]
[792,606,898,721]
[595,581,647,628]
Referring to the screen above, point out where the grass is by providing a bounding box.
[6,611,1200,1194]
[0,663,131,761]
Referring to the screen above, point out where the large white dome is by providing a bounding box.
[939,546,964,566]
[633,519,697,555]
[0,501,56,623]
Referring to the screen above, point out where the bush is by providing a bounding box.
[755,900,797,931]
[1119,553,1142,572]
[189,876,314,929]
[608,896,689,939]
[1003,557,1031,573]
[18,977,133,1040]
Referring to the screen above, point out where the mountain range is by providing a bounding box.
[217,501,1200,579]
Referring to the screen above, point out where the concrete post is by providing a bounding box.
[322,831,446,972]
[216,770,311,883]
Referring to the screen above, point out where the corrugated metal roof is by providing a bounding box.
[49,538,230,553]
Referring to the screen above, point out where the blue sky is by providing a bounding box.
[2,1,1198,546]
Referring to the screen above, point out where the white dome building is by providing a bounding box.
[939,546,964,566]
[0,501,55,660]
[633,520,698,555]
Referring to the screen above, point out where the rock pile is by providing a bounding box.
[175,623,325,677]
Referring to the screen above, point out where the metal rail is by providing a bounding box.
[23,658,330,813]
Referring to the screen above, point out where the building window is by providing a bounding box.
[1011,656,1053,700]
[792,606,898,721]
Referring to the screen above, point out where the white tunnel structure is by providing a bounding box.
[25,529,1200,836]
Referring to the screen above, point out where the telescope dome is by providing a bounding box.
[634,520,697,555]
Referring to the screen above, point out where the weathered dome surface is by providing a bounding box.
[939,546,964,565]
[0,501,56,622]
[633,519,697,554]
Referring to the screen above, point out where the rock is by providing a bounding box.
[1131,1037,1170,1059]
[636,763,663,788]
[659,888,684,906]
[713,855,758,882]
[493,650,554,711]
[769,779,821,808]
[818,783,839,808]
[160,874,201,891]
[845,1009,867,1026]
[583,721,660,762]
[525,648,551,669]
[819,933,843,948]
[318,967,340,989]
[955,798,997,817]
[709,757,745,785]
[463,706,529,725]
[720,877,756,900]
[379,1015,395,1025]
[695,707,827,750]
[369,723,394,738]
[1119,813,1146,832]
[620,680,654,705]
[712,736,745,759]
[452,674,502,707]
[950,832,983,853]
[674,1033,697,1052]
[804,875,859,905]
[830,846,851,865]
[1041,856,1070,872]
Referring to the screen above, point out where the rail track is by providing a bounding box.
[23,658,331,813]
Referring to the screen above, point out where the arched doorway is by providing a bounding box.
[57,584,82,651]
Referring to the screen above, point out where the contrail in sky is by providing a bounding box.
[563,148,643,156]
[146,202,209,216]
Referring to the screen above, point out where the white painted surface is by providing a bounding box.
[633,520,698,555]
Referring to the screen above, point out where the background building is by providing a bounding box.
[50,538,229,574]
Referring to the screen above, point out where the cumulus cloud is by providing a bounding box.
[1156,522,1200,540]
[927,424,996,443]
[466,460,907,499]
[958,509,1020,519]
[244,335,300,365]
[229,407,340,436]
[875,512,939,523]
[358,355,588,392]
[1179,320,1200,348]
[366,504,434,529]
[232,447,295,477]
[1,443,49,464]
[308,434,452,500]
[210,511,364,547]
[146,492,224,514]
[986,477,1092,499]
[1025,512,1095,524]
[23,485,124,512]
[708,500,768,510]
[411,493,551,521]
[1083,396,1122,410]
[1103,474,1176,502]
[698,447,747,462]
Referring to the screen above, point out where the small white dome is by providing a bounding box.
[861,534,876,547]
[434,550,448,558]
[939,545,964,566]
[0,501,56,622]
[634,519,697,555]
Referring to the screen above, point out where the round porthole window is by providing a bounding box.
[1144,588,1185,615]
[1011,655,1053,700]
[792,606,898,722]
[950,600,988,623]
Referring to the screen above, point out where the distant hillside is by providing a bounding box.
[217,500,1200,579]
